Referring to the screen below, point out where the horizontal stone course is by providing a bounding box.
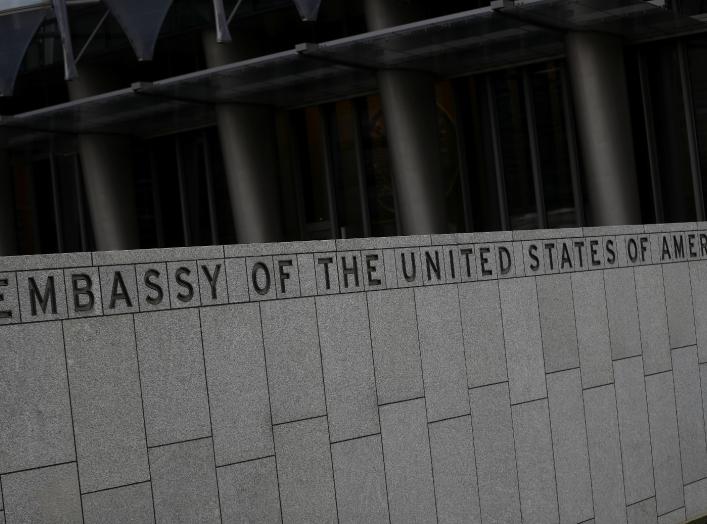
[3,224,707,523]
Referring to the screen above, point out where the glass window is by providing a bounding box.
[328,100,366,239]
[358,95,398,237]
[492,69,538,230]
[458,77,503,232]
[529,62,577,228]
[11,151,92,254]
[435,81,465,233]
[643,42,696,222]
[688,35,707,217]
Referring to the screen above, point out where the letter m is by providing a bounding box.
[29,276,57,316]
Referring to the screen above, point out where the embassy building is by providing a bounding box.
[6,1,707,524]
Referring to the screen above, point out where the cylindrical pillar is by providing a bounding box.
[68,66,139,251]
[565,31,641,225]
[0,149,17,255]
[364,0,447,235]
[202,31,282,243]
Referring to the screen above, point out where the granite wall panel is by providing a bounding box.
[646,372,685,515]
[216,457,282,524]
[200,304,273,466]
[134,309,211,447]
[379,398,437,524]
[82,482,154,524]
[63,315,149,493]
[3,225,707,522]
[367,288,424,405]
[428,416,481,524]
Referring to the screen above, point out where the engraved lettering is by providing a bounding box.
[498,246,512,275]
[425,250,441,281]
[340,255,359,288]
[479,247,493,277]
[71,273,94,313]
[400,252,417,282]
[278,259,293,293]
[252,262,271,296]
[201,264,221,300]
[662,236,671,261]
[589,240,601,267]
[544,242,556,271]
[175,267,194,303]
[0,277,11,319]
[560,243,572,270]
[628,238,639,263]
[573,240,586,269]
[640,237,649,262]
[317,257,334,290]
[701,233,707,257]
[460,248,474,278]
[673,234,685,259]
[29,276,57,316]
[528,244,540,271]
[688,233,697,258]
[447,249,456,280]
[144,269,164,306]
[110,271,132,309]
[365,254,382,287]
[605,238,616,265]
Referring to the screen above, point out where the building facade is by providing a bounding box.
[1,0,707,255]
[5,2,707,524]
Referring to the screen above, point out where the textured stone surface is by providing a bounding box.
[64,316,149,493]
[584,385,627,524]
[572,271,613,388]
[537,274,580,373]
[468,383,521,524]
[0,323,74,474]
[690,261,707,362]
[379,398,437,524]
[613,357,655,504]
[82,482,154,524]
[5,227,707,521]
[415,285,469,422]
[331,435,389,524]
[605,268,642,360]
[671,346,707,484]
[134,309,211,447]
[663,262,696,349]
[217,457,281,524]
[499,277,546,405]
[316,293,379,442]
[547,369,594,524]
[512,398,559,524]
[150,438,220,524]
[635,266,671,374]
[428,416,481,524]
[261,298,326,424]
[459,280,507,388]
[367,289,424,405]
[1,463,82,524]
[646,372,684,515]
[685,478,707,520]
[200,304,273,465]
[627,498,657,524]
[658,507,686,524]
[273,416,337,523]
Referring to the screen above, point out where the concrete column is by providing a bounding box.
[0,149,17,255]
[565,32,641,226]
[202,31,283,244]
[364,0,447,235]
[68,67,139,251]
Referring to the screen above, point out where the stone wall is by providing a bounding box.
[2,223,707,523]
